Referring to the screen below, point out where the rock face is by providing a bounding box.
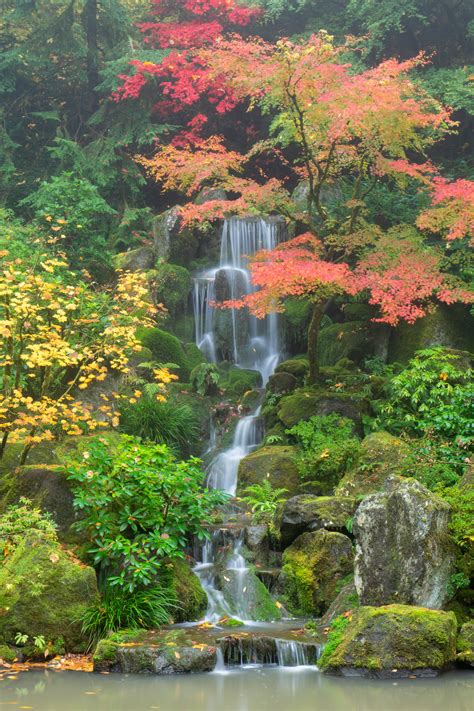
[280,495,358,546]
[321,582,358,625]
[237,445,300,497]
[319,605,457,677]
[336,431,410,496]
[457,621,474,667]
[94,630,217,674]
[267,372,298,395]
[353,476,454,609]
[113,246,155,272]
[0,532,98,653]
[167,559,208,623]
[282,530,354,616]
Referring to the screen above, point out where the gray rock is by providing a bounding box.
[280,495,358,546]
[113,246,155,272]
[353,476,455,609]
[152,207,181,261]
[267,372,298,395]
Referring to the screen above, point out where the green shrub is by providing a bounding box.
[119,394,199,457]
[81,584,177,645]
[287,414,361,494]
[20,172,115,278]
[241,480,288,532]
[67,435,227,592]
[0,498,57,561]
[190,363,220,396]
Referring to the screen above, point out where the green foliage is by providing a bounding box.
[118,393,200,457]
[190,363,220,396]
[287,414,361,494]
[381,347,473,470]
[80,584,177,645]
[154,263,191,315]
[21,172,115,277]
[241,480,288,527]
[67,435,227,592]
[0,497,57,561]
[420,67,474,117]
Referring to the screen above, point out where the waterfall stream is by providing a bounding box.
[192,216,283,626]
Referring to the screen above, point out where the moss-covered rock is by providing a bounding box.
[280,495,358,546]
[220,366,262,397]
[354,476,454,609]
[318,321,375,367]
[281,530,354,616]
[113,247,155,272]
[153,263,191,316]
[167,559,208,623]
[319,605,457,677]
[0,532,98,653]
[277,388,366,430]
[275,358,309,381]
[137,326,194,380]
[321,582,359,625]
[267,372,298,395]
[336,431,411,497]
[456,621,474,667]
[218,566,282,622]
[93,629,217,674]
[0,644,18,663]
[388,304,474,364]
[237,445,300,498]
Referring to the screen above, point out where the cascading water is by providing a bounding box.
[193,217,282,384]
[192,216,285,628]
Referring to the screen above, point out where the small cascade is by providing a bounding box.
[275,640,316,667]
[192,217,284,384]
[206,407,263,495]
[193,535,234,624]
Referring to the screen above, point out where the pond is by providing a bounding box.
[0,668,472,711]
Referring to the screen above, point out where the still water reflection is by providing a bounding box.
[0,667,472,711]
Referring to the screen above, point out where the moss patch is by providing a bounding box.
[167,559,207,623]
[237,445,300,497]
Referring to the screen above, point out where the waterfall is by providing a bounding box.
[192,217,283,384]
[192,216,286,625]
[275,640,312,667]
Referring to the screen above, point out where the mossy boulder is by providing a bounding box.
[336,431,411,497]
[0,532,98,653]
[137,326,194,380]
[113,246,156,272]
[321,582,359,625]
[93,629,217,674]
[153,263,191,316]
[318,321,375,367]
[280,495,358,546]
[456,621,474,667]
[237,445,300,497]
[388,304,474,363]
[167,559,208,623]
[277,388,365,430]
[0,644,18,663]
[275,358,309,381]
[281,530,354,616]
[220,366,262,397]
[319,605,457,677]
[267,372,298,395]
[354,476,454,609]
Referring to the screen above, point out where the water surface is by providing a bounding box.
[0,668,472,711]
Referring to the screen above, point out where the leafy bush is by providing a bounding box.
[119,393,199,457]
[0,498,57,561]
[20,172,115,277]
[81,584,177,645]
[287,414,361,494]
[190,363,220,396]
[67,435,227,592]
[241,480,288,531]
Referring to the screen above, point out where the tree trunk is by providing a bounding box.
[0,431,9,461]
[307,300,325,385]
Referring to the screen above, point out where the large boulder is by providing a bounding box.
[113,246,155,272]
[237,445,300,497]
[317,321,376,366]
[280,495,358,546]
[353,476,454,609]
[94,629,217,674]
[456,621,474,668]
[281,530,354,616]
[277,389,365,431]
[319,605,457,677]
[0,532,98,653]
[267,372,298,396]
[336,431,411,497]
[321,582,359,625]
